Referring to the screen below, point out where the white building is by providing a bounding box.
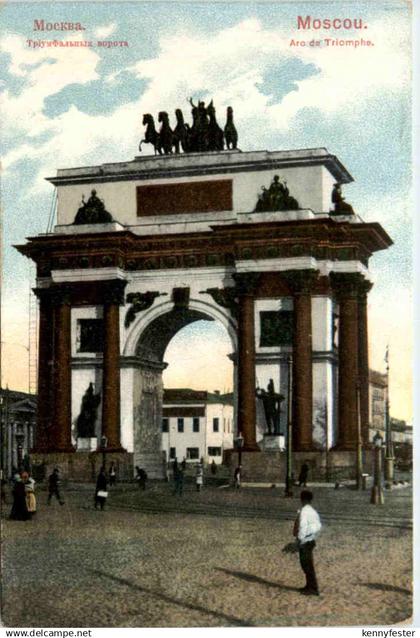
[161,389,234,464]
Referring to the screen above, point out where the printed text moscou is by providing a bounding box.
[297,16,366,29]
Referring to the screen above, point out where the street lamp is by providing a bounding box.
[285,355,293,498]
[384,348,394,486]
[356,382,363,489]
[370,431,384,505]
[235,433,244,467]
[100,435,108,471]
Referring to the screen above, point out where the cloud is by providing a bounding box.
[94,22,117,39]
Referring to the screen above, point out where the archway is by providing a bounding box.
[131,301,236,477]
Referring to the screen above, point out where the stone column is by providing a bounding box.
[358,280,372,446]
[51,290,74,452]
[234,273,260,451]
[33,290,53,451]
[102,282,126,451]
[331,273,362,450]
[284,270,318,451]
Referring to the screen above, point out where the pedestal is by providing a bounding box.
[261,435,285,451]
[77,437,97,451]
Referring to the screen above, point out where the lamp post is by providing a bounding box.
[384,348,394,486]
[100,435,108,471]
[285,354,293,498]
[235,433,244,467]
[356,382,363,489]
[370,431,384,505]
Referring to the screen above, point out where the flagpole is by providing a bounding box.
[384,345,394,486]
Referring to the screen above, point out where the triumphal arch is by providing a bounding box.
[17,104,392,480]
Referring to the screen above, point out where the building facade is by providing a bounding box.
[0,388,37,478]
[16,144,392,479]
[161,389,233,465]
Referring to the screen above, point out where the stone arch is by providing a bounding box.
[124,296,237,478]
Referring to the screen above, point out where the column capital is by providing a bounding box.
[103,279,127,305]
[233,272,260,296]
[330,272,365,298]
[358,279,373,298]
[282,269,319,294]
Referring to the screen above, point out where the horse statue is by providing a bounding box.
[158,111,175,155]
[188,97,209,152]
[139,113,161,154]
[224,106,238,150]
[207,100,224,151]
[173,109,189,153]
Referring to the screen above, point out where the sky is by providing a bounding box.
[0,0,412,421]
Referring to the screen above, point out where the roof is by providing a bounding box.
[46,148,354,187]
[369,369,387,387]
[163,389,233,405]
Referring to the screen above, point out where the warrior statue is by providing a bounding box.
[256,379,284,435]
[76,383,101,438]
[331,183,354,214]
[207,100,224,151]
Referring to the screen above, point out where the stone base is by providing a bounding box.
[260,435,285,451]
[77,437,97,451]
[29,451,134,482]
[226,449,372,483]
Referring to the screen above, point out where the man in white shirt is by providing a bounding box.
[293,490,322,596]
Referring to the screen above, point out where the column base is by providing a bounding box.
[98,447,127,454]
[242,443,260,452]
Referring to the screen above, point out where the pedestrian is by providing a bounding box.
[95,466,108,510]
[181,457,187,472]
[48,468,64,506]
[298,462,310,487]
[22,471,37,518]
[173,464,184,496]
[195,462,204,492]
[9,475,30,520]
[136,467,148,490]
[234,465,241,489]
[210,459,217,476]
[293,490,322,596]
[109,461,117,486]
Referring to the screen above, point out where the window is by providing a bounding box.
[170,447,176,459]
[213,417,219,432]
[260,311,293,347]
[208,447,222,457]
[162,418,169,433]
[187,447,199,460]
[177,418,184,433]
[77,319,104,353]
[192,417,200,433]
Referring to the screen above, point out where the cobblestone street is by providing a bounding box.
[1,480,412,628]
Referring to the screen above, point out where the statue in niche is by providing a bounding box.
[74,189,113,225]
[331,183,354,215]
[256,379,284,435]
[76,383,101,438]
[255,175,299,212]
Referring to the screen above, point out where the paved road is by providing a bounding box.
[1,481,412,628]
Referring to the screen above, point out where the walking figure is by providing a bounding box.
[173,464,184,496]
[234,465,241,489]
[298,462,310,487]
[195,462,204,492]
[109,462,117,486]
[48,468,64,506]
[135,466,148,490]
[293,490,322,596]
[95,466,108,511]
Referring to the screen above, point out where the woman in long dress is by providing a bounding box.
[9,475,30,520]
[22,471,36,517]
